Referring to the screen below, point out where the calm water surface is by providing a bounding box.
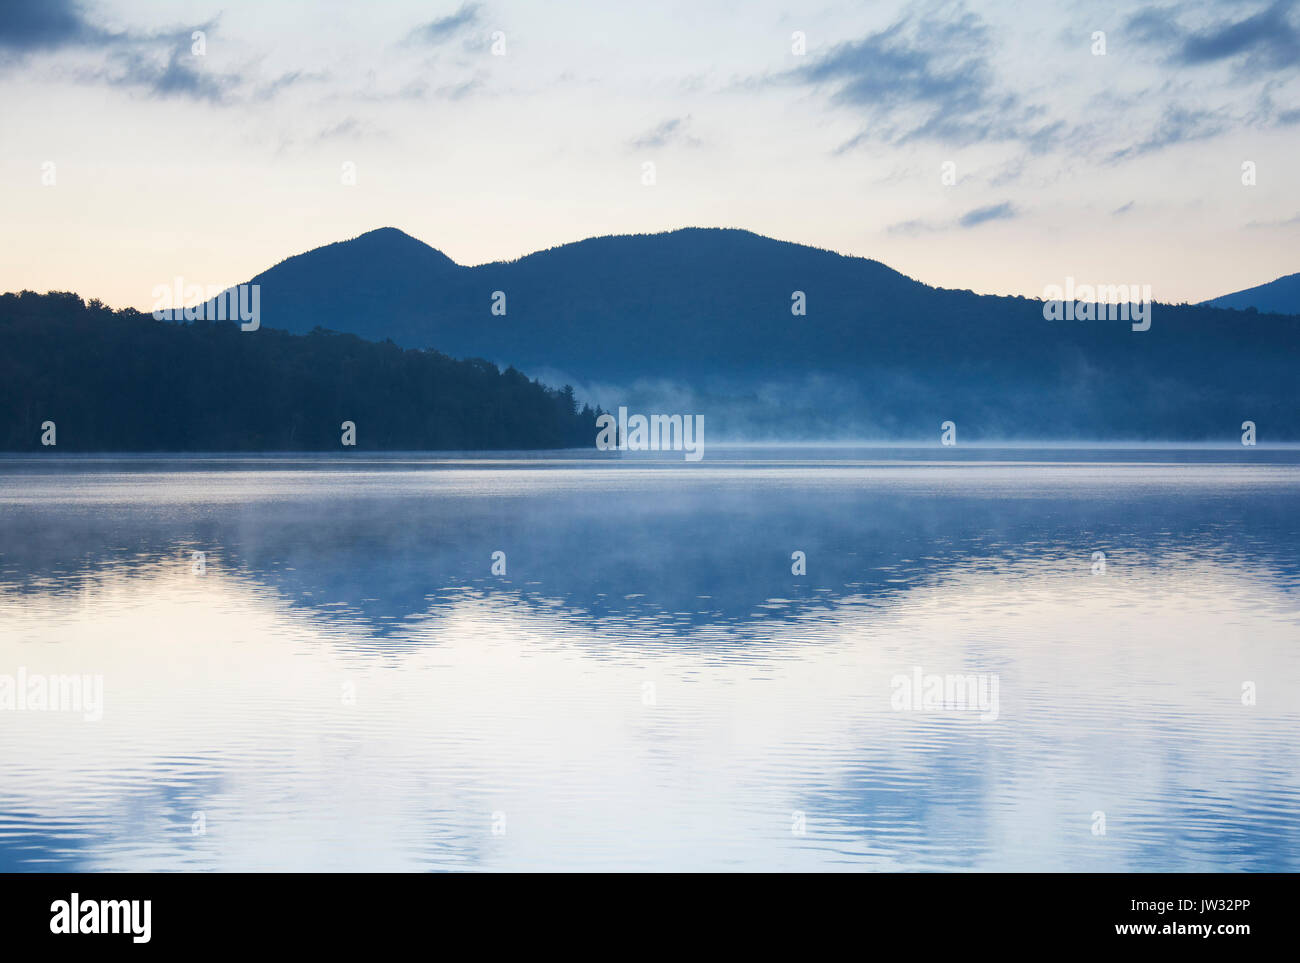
[1,450,1298,871]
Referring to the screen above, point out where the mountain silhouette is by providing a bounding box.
[194,226,1300,440]
[239,227,937,377]
[246,227,461,328]
[1,291,597,452]
[1202,272,1300,316]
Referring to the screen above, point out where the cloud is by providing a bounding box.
[887,201,1020,235]
[313,117,393,144]
[771,0,1297,166]
[1097,4,1300,159]
[885,219,931,237]
[0,0,103,52]
[0,0,305,105]
[958,201,1018,228]
[1108,104,1229,161]
[0,0,196,56]
[1123,6,1177,46]
[1244,212,1300,229]
[629,117,702,150]
[356,75,486,103]
[1177,1,1300,70]
[1125,2,1300,73]
[104,47,238,104]
[254,70,325,102]
[779,0,1056,151]
[317,118,362,140]
[389,5,490,101]
[407,4,481,46]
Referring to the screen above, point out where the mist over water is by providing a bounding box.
[1,450,1297,871]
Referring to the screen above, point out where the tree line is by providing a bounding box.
[0,291,601,451]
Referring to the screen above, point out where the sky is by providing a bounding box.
[1,0,1297,310]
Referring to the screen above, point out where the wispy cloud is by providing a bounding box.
[1124,1,1300,73]
[778,0,1057,151]
[957,202,1018,228]
[1176,1,1300,70]
[407,4,481,46]
[0,0,307,105]
[1108,104,1229,162]
[312,116,393,144]
[0,0,111,53]
[355,75,486,103]
[1085,3,1300,160]
[103,47,237,104]
[629,116,702,150]
[1245,211,1300,229]
[888,201,1020,235]
[0,0,201,58]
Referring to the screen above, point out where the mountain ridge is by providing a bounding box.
[1202,272,1300,315]
[191,225,1300,439]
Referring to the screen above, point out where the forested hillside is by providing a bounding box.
[0,291,599,452]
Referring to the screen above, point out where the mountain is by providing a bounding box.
[240,227,934,376]
[1201,272,1300,315]
[245,226,461,330]
[217,226,1300,441]
[0,291,597,452]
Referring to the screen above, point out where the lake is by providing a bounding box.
[1,449,1297,871]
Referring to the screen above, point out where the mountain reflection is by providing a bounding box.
[1,454,1297,870]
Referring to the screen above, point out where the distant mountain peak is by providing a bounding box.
[1202,271,1300,315]
[347,225,433,246]
[356,225,413,238]
[330,226,457,263]
[251,226,460,283]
